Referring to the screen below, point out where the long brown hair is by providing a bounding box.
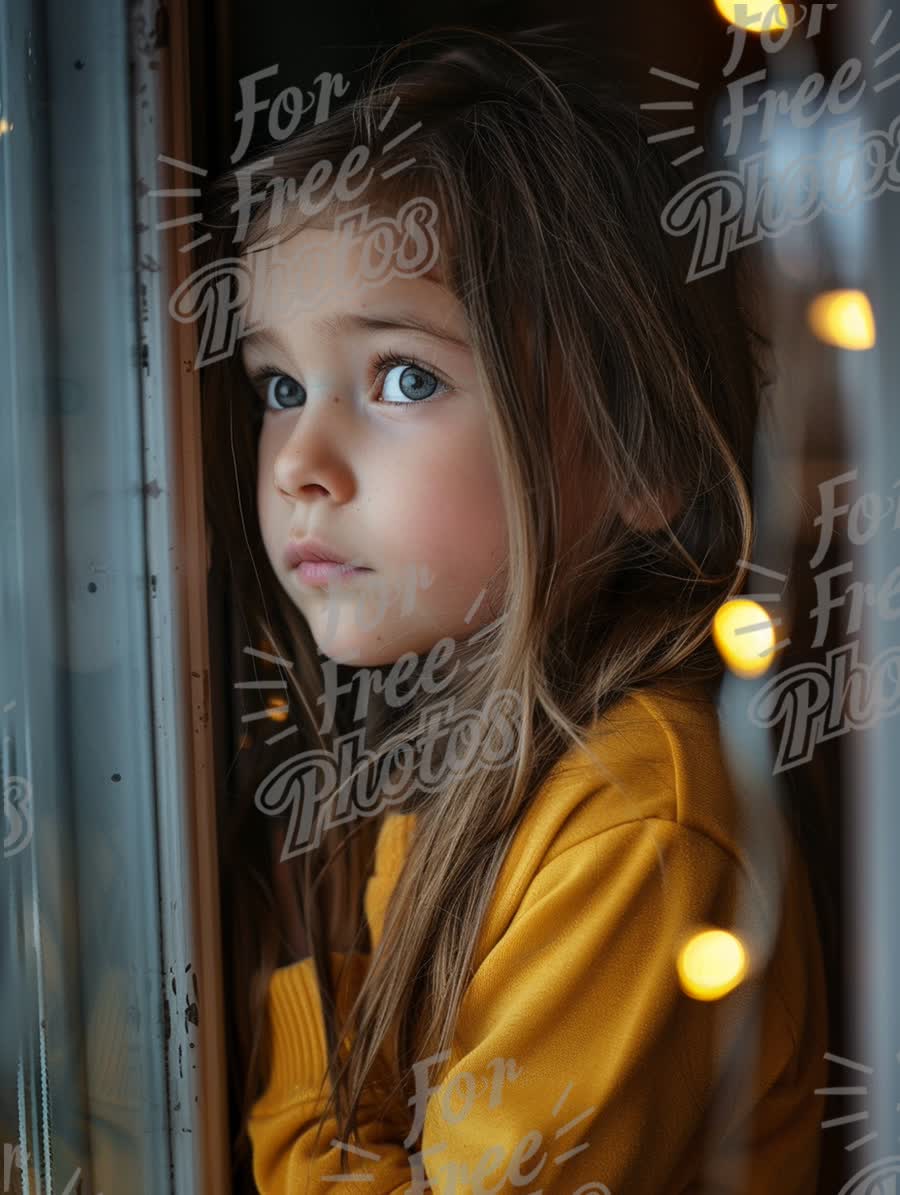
[199,25,768,1188]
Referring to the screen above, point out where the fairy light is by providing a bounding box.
[712,1,789,32]
[807,289,876,351]
[677,928,748,1001]
[712,598,777,677]
[266,695,290,723]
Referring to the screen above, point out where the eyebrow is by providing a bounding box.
[241,310,472,358]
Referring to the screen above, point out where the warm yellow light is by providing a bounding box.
[713,0,789,32]
[712,598,777,677]
[807,290,876,351]
[266,696,290,723]
[0,118,13,136]
[678,928,748,1001]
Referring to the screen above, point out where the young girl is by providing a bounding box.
[201,25,829,1194]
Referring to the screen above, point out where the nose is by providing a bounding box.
[271,390,357,505]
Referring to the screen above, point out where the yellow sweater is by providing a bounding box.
[247,683,828,1194]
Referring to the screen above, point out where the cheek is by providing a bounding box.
[379,433,508,575]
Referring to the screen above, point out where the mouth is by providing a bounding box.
[283,536,372,581]
[292,560,372,587]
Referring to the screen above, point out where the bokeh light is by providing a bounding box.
[678,928,749,1001]
[807,289,876,351]
[712,598,777,678]
[713,1,789,33]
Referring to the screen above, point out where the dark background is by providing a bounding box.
[193,0,845,175]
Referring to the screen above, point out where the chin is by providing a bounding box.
[312,629,400,669]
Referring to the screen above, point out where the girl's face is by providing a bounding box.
[242,222,509,667]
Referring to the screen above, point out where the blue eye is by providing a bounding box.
[373,352,451,406]
[246,351,452,413]
[380,360,447,404]
[260,374,305,410]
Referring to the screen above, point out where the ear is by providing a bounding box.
[618,487,682,532]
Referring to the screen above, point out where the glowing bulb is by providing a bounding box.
[807,290,876,351]
[712,599,777,677]
[678,928,748,1001]
[0,118,13,136]
[713,1,789,33]
[266,696,290,723]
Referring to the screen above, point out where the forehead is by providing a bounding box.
[239,223,466,359]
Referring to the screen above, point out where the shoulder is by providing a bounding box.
[518,679,744,870]
[459,679,778,962]
[375,679,746,909]
[474,682,826,1052]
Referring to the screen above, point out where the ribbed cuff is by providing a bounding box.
[256,951,371,1112]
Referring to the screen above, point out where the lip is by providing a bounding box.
[293,561,371,587]
[284,536,372,585]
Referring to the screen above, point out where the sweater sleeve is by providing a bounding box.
[247,949,417,1195]
[247,821,825,1195]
